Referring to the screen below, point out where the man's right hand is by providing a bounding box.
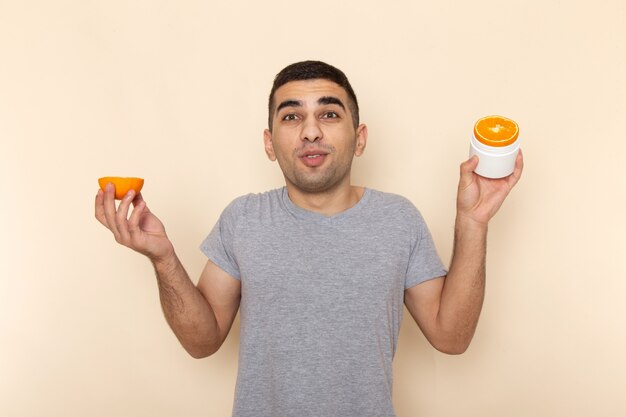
[95,182,240,358]
[95,183,174,262]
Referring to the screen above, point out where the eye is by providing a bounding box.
[282,113,299,121]
[321,111,339,119]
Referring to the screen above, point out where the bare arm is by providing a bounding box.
[152,255,240,358]
[95,184,240,358]
[405,151,523,354]
[404,218,486,354]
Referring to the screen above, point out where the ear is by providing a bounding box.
[263,129,277,161]
[354,124,368,157]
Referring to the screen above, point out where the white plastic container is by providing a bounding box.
[469,116,520,179]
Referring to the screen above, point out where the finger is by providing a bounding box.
[461,155,479,172]
[132,192,148,212]
[459,155,478,188]
[127,197,146,237]
[94,189,109,228]
[102,183,121,240]
[114,189,136,244]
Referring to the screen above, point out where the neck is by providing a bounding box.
[285,181,365,216]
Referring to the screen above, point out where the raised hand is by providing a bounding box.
[95,183,174,262]
[456,150,524,226]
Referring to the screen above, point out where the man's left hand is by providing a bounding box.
[456,150,524,226]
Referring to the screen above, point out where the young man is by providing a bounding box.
[95,61,523,416]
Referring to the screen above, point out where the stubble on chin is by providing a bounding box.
[291,157,356,194]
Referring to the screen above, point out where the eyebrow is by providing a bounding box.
[275,96,347,113]
[276,99,302,113]
[318,96,346,110]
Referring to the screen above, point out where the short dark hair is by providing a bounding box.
[267,60,360,131]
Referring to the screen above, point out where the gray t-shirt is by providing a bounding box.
[200,187,446,417]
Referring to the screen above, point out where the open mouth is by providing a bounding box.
[300,152,327,167]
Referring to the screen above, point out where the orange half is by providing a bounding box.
[474,115,519,147]
[98,177,144,200]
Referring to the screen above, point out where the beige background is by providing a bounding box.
[1,0,625,416]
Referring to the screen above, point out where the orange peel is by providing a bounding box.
[98,177,144,200]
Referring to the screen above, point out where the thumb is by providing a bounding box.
[459,155,478,187]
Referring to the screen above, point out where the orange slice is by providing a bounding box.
[98,177,144,200]
[473,115,519,147]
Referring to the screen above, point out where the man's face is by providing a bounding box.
[264,79,367,194]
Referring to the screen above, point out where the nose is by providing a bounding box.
[301,118,323,142]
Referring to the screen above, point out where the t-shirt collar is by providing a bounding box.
[280,186,371,224]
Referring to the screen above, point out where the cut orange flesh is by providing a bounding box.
[474,115,519,147]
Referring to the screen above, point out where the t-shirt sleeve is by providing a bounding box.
[199,199,242,280]
[404,208,447,288]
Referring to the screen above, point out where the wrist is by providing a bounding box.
[150,247,178,274]
[455,213,488,234]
